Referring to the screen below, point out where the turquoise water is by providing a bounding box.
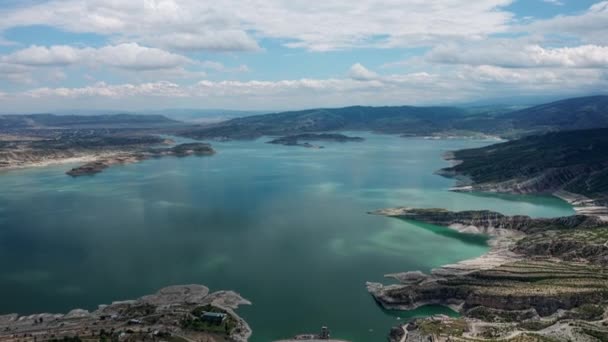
[0,133,574,341]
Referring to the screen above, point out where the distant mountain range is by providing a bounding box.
[2,95,607,138]
[178,95,608,139]
[180,105,475,139]
[21,109,270,124]
[0,113,181,130]
[141,109,269,123]
[504,95,608,134]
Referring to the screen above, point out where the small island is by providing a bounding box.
[66,143,215,176]
[0,284,251,342]
[267,133,364,148]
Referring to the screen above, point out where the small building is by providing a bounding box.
[319,326,330,339]
[200,312,226,325]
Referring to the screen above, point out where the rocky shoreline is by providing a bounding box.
[0,284,252,342]
[368,208,608,341]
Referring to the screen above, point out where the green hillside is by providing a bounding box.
[179,95,608,139]
[442,128,608,200]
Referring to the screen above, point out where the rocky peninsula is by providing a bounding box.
[0,284,251,342]
[266,133,364,148]
[369,208,608,341]
[0,133,171,170]
[0,113,204,175]
[66,143,216,176]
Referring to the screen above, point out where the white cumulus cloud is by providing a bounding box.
[348,63,378,80]
[0,0,515,51]
[149,31,261,52]
[25,81,185,98]
[524,1,608,45]
[542,0,564,6]
[2,43,192,70]
[428,43,608,68]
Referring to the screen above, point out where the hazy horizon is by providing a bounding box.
[2,93,606,116]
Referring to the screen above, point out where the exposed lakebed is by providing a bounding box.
[0,133,574,341]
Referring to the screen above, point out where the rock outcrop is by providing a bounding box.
[388,325,406,342]
[369,258,608,331]
[370,207,605,234]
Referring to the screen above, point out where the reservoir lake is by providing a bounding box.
[0,133,574,341]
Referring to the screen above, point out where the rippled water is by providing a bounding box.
[0,133,574,341]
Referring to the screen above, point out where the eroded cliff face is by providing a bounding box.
[371,208,605,233]
[515,229,608,265]
[438,163,608,196]
[369,259,608,318]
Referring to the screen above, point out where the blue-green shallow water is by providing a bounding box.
[0,133,574,341]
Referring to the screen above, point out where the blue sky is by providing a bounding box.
[0,0,607,112]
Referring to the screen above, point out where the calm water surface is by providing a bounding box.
[0,133,574,341]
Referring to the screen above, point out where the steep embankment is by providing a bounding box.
[372,207,604,234]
